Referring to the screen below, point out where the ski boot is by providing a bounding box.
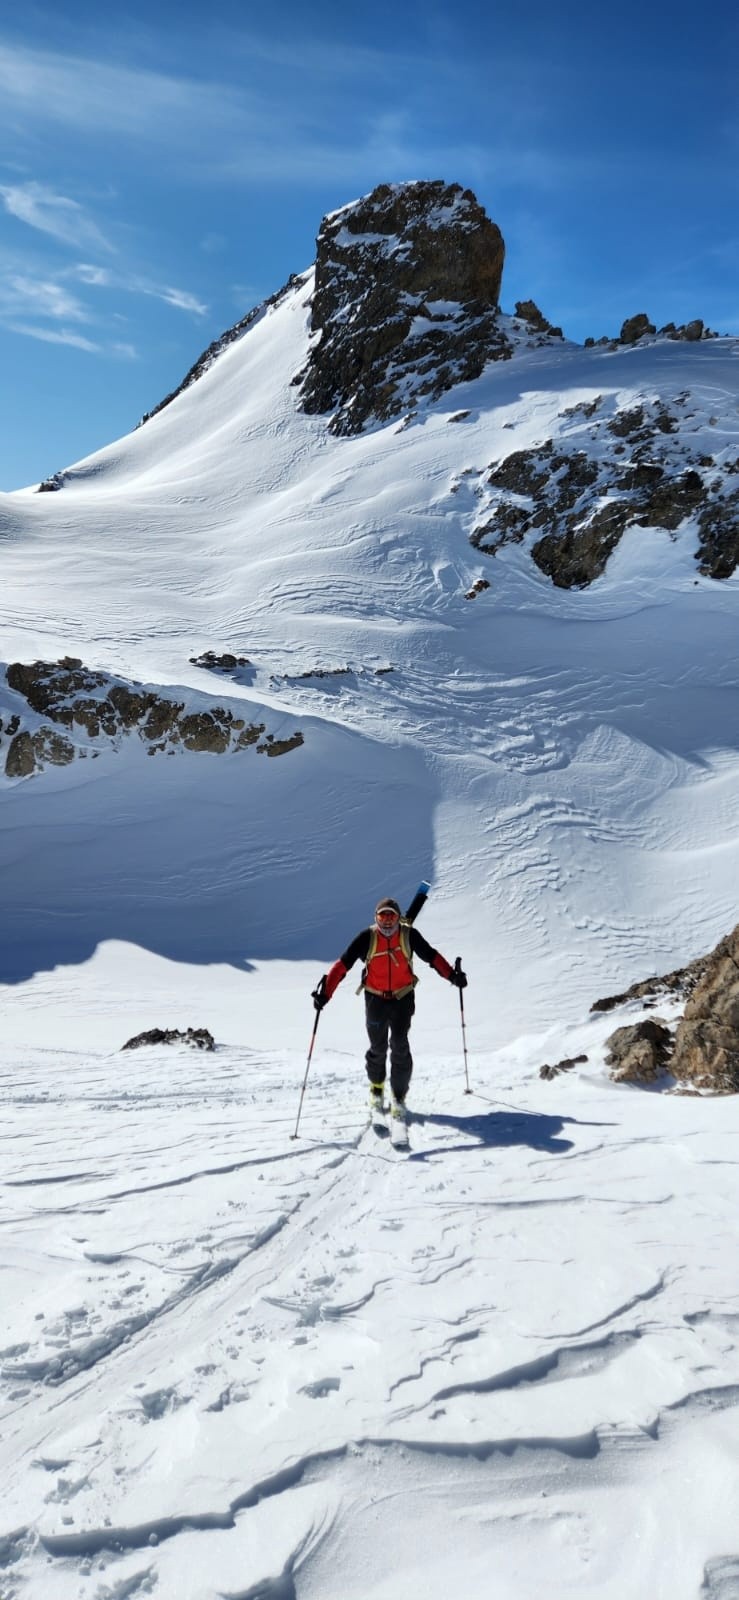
[368,1082,386,1131]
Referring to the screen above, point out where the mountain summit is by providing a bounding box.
[297,179,510,433]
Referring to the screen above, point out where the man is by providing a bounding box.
[313,896,467,1124]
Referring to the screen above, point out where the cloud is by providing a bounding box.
[0,181,114,253]
[0,36,493,190]
[0,39,248,142]
[1,273,90,323]
[148,284,208,315]
[66,261,207,316]
[74,263,114,286]
[7,322,101,351]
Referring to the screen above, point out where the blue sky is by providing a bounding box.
[1,0,737,489]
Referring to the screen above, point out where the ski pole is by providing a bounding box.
[291,982,325,1140]
[455,957,472,1095]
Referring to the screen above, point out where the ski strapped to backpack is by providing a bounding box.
[405,880,431,925]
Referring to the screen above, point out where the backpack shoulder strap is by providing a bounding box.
[356,926,378,994]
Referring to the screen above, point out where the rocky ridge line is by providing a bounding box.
[1,658,303,779]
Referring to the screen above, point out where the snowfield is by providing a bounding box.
[1,268,739,1597]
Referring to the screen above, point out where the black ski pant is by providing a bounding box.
[364,991,415,1101]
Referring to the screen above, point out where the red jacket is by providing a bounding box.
[325,922,452,1001]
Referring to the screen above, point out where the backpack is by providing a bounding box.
[357,920,417,996]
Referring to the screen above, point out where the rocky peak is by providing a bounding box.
[297,180,509,435]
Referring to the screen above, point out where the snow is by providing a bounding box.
[1,270,739,1596]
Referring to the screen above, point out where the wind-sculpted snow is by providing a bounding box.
[2,1032,739,1597]
[0,275,738,1027]
[0,193,738,1598]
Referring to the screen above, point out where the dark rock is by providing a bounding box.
[631,469,706,532]
[298,180,509,434]
[107,686,157,728]
[190,651,251,672]
[619,314,656,344]
[514,300,563,338]
[32,728,75,767]
[470,503,531,552]
[6,656,295,775]
[531,506,630,588]
[5,724,76,778]
[36,471,68,493]
[671,924,739,1092]
[660,318,705,343]
[6,658,106,723]
[489,442,554,496]
[235,722,265,748]
[5,731,36,778]
[464,578,490,599]
[696,487,739,579]
[256,732,304,757]
[178,711,232,754]
[608,406,645,438]
[539,1053,588,1080]
[605,1019,673,1083]
[141,698,185,742]
[122,1027,216,1052]
[591,954,710,1013]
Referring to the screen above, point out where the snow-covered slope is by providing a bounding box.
[1,271,738,1034]
[2,196,739,1599]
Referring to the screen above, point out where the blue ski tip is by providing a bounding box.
[417,880,431,894]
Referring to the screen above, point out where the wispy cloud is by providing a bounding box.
[0,181,114,253]
[74,262,114,286]
[0,39,247,142]
[0,272,90,324]
[7,322,101,351]
[143,284,207,315]
[67,261,207,316]
[0,35,493,190]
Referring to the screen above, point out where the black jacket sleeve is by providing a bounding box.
[409,926,440,965]
[338,928,372,970]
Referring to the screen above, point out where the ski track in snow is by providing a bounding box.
[1,1041,739,1598]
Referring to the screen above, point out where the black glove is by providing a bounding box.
[449,965,468,990]
[312,976,328,1012]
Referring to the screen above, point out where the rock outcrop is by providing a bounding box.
[122,1027,215,1051]
[595,922,739,1094]
[514,300,563,339]
[605,1019,673,1084]
[670,925,739,1092]
[2,658,302,778]
[297,180,511,434]
[469,394,738,587]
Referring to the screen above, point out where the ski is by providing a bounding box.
[388,1101,410,1148]
[389,1116,409,1149]
[368,1091,389,1138]
[404,879,431,925]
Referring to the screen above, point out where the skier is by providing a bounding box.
[312,897,467,1125]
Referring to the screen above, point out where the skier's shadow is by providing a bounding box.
[408,1109,592,1160]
